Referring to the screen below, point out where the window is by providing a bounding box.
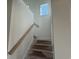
[40,3,48,16]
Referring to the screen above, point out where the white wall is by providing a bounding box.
[8,0,34,59]
[30,0,52,40]
[8,28,34,59]
[24,0,52,40]
[8,0,34,51]
[52,0,71,59]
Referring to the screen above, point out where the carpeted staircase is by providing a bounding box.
[26,40,53,59]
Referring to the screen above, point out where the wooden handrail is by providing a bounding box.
[8,24,34,55]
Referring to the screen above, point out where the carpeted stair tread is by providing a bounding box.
[32,45,52,51]
[27,40,53,59]
[36,40,51,45]
[29,50,46,57]
[28,50,53,59]
[30,48,53,53]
